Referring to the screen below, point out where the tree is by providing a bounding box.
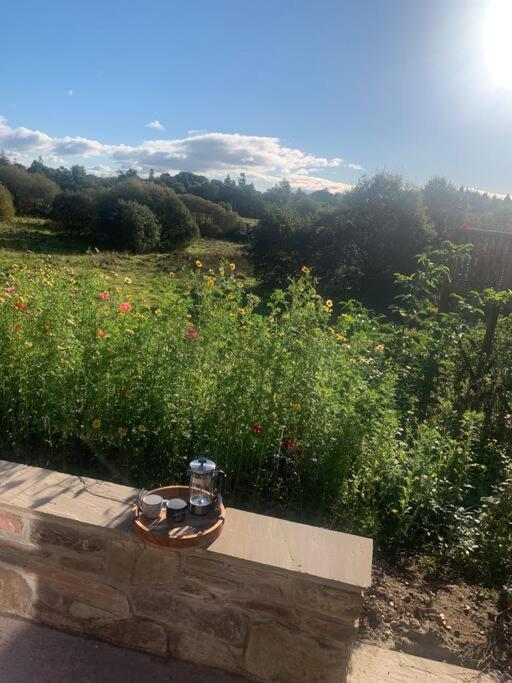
[112,200,161,252]
[0,164,59,215]
[51,191,96,235]
[0,183,15,221]
[179,193,247,239]
[94,177,198,249]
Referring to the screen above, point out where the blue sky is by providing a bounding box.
[1,0,512,192]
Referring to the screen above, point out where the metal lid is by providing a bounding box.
[189,457,216,475]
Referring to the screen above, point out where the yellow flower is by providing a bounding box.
[92,419,101,429]
[219,266,225,276]
[126,328,135,334]
[226,293,235,301]
[126,293,133,300]
[125,389,134,399]
[325,299,333,309]
[229,262,236,271]
[206,277,215,287]
[154,308,162,316]
[375,344,385,351]
[195,260,203,268]
[327,326,335,335]
[336,333,347,342]
[239,307,246,315]
[118,426,128,437]
[124,277,133,284]
[301,265,311,274]
[111,271,119,278]
[292,403,302,411]
[271,411,278,419]
[168,271,176,278]
[138,424,146,433]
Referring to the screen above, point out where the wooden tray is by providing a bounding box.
[133,485,225,549]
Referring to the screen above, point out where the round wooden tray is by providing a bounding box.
[133,485,225,549]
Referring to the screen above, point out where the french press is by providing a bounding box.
[188,457,226,516]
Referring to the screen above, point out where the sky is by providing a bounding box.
[1,0,512,193]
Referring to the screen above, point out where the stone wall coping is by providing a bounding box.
[0,459,372,590]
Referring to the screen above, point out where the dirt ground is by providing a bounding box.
[359,557,512,679]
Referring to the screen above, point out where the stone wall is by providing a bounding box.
[0,461,372,682]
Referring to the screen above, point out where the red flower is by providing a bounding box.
[4,286,16,294]
[460,222,472,230]
[97,328,106,338]
[15,302,27,312]
[13,323,21,332]
[186,327,199,340]
[97,291,110,301]
[119,301,131,313]
[251,423,263,434]
[282,437,298,451]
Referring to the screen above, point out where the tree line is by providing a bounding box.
[1,152,511,306]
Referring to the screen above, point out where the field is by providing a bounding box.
[0,218,254,303]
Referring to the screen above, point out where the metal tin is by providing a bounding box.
[166,497,187,523]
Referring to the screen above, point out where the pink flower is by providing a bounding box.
[186,327,199,340]
[119,301,131,313]
[97,291,110,301]
[97,328,106,338]
[251,423,263,434]
[460,223,472,230]
[4,286,16,294]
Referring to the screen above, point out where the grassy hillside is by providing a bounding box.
[0,218,254,303]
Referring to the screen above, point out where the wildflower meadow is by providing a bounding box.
[0,254,510,587]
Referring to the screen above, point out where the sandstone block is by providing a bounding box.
[69,601,116,621]
[30,520,105,555]
[133,588,248,645]
[0,510,23,536]
[176,630,245,675]
[292,578,362,622]
[132,546,179,585]
[28,562,129,615]
[106,537,143,585]
[245,621,350,683]
[96,619,167,656]
[300,615,358,643]
[0,565,33,616]
[59,554,106,576]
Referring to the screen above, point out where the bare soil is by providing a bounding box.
[360,557,512,679]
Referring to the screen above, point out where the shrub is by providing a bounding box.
[51,191,97,235]
[0,183,15,221]
[180,193,247,239]
[0,164,59,216]
[95,178,198,249]
[111,199,161,252]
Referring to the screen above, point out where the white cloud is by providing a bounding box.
[67,89,74,97]
[346,163,364,171]
[146,120,165,130]
[0,114,358,192]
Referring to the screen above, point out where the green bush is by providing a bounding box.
[51,191,97,235]
[95,178,198,249]
[180,193,247,239]
[112,199,161,252]
[0,183,15,221]
[0,164,59,216]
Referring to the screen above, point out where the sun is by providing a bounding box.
[484,0,512,87]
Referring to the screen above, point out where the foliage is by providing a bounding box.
[111,200,161,252]
[0,183,15,221]
[252,173,434,306]
[0,249,511,587]
[180,193,248,240]
[95,178,199,250]
[0,164,59,216]
[51,191,97,235]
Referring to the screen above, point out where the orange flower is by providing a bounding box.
[118,426,128,437]
[97,328,106,338]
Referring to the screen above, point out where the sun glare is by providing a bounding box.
[484,0,512,86]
